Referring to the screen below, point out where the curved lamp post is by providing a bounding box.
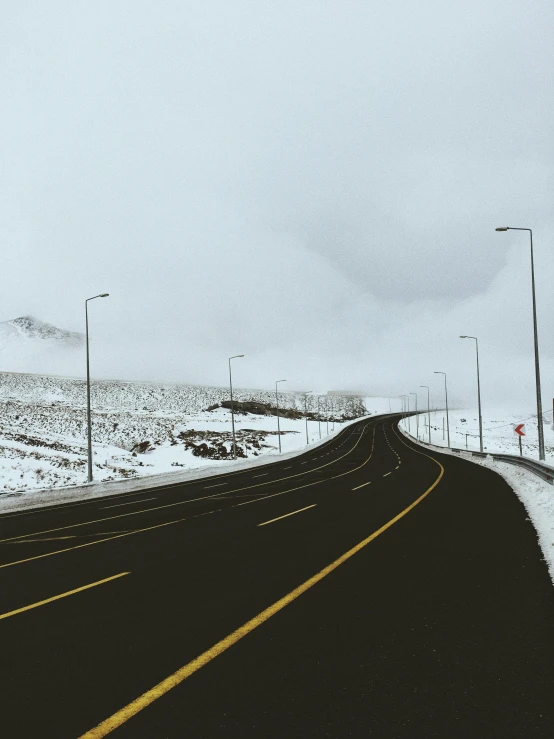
[398,396,405,419]
[317,396,322,439]
[275,379,286,453]
[460,336,483,452]
[303,391,312,444]
[496,226,544,460]
[228,354,244,459]
[420,385,431,443]
[410,392,418,438]
[434,371,450,448]
[85,293,109,482]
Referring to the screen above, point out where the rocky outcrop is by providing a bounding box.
[217,400,303,418]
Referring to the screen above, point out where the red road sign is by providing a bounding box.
[514,423,525,437]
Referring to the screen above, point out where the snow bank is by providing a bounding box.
[0,415,369,514]
[400,406,554,461]
[0,371,371,501]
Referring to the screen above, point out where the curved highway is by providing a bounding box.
[1,414,553,737]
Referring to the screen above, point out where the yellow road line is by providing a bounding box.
[9,536,77,543]
[257,504,316,526]
[0,423,352,522]
[230,426,376,509]
[0,427,375,571]
[0,511,219,570]
[100,498,156,510]
[0,572,129,621]
[352,482,371,490]
[0,421,374,546]
[77,440,444,739]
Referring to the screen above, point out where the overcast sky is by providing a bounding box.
[1,1,553,411]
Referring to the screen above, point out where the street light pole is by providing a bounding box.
[496,227,545,460]
[410,392,418,439]
[434,371,450,448]
[228,354,244,460]
[420,386,431,443]
[275,379,286,453]
[304,391,312,444]
[317,396,322,439]
[85,293,109,483]
[460,336,483,452]
[399,395,407,427]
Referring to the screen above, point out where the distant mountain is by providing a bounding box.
[3,316,84,344]
[0,316,84,375]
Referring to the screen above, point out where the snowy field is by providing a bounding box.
[398,421,554,586]
[0,371,386,507]
[399,406,554,461]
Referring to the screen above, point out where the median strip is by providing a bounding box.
[0,572,129,621]
[257,504,316,527]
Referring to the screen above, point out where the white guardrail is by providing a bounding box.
[401,425,554,485]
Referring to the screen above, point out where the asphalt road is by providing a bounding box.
[1,414,553,738]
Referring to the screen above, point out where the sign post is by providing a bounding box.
[514,423,525,456]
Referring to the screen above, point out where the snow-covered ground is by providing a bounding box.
[400,406,554,461]
[0,371,386,507]
[398,421,554,586]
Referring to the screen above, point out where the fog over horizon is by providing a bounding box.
[1,2,553,413]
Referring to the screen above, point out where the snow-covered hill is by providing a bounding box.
[0,316,83,374]
[0,371,369,501]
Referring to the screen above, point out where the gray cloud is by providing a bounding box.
[1,1,553,411]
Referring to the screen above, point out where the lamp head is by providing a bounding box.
[495,227,509,232]
[100,293,109,297]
